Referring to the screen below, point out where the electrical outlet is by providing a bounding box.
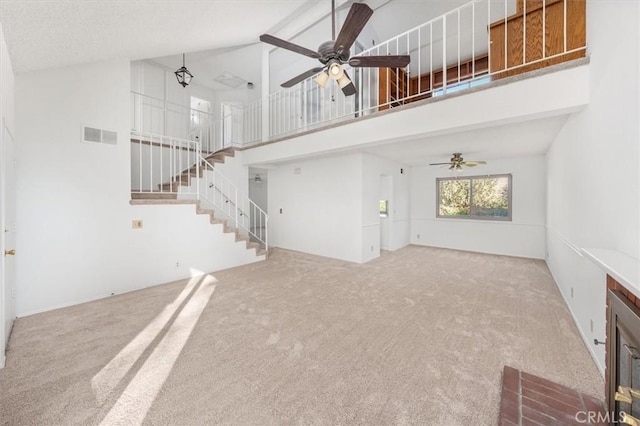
[279,208,283,214]
[571,287,574,298]
[175,262,180,268]
[132,220,143,229]
[417,234,420,239]
[371,245,374,252]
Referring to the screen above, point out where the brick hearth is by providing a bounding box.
[499,366,606,425]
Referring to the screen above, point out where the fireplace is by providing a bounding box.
[607,278,640,421]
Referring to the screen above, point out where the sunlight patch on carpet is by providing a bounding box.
[98,274,217,425]
[91,269,207,405]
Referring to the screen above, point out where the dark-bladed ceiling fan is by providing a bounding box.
[429,153,487,171]
[260,0,410,96]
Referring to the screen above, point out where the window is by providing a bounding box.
[437,174,512,221]
[433,76,491,97]
[380,200,389,217]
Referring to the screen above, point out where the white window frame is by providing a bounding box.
[436,174,512,221]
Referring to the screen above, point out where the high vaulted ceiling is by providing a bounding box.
[0,0,323,73]
[0,0,465,77]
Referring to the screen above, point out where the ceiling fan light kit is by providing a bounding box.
[315,71,330,88]
[260,1,410,96]
[328,60,344,80]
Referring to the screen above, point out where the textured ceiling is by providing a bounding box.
[0,0,318,73]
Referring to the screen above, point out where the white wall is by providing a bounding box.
[15,59,262,316]
[411,156,546,259]
[361,153,410,262]
[265,152,409,264]
[545,0,640,374]
[248,167,268,212]
[268,153,363,263]
[0,21,16,367]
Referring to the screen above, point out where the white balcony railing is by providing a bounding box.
[130,130,201,196]
[265,0,586,139]
[130,0,585,148]
[130,92,262,153]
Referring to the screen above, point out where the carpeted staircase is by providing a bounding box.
[131,146,266,258]
[131,147,236,198]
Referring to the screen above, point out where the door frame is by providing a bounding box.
[0,118,16,368]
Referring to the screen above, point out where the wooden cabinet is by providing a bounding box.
[489,0,586,79]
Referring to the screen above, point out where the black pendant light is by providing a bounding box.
[174,53,193,87]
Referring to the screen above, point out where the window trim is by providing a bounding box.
[436,173,512,221]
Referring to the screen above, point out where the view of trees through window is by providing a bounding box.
[438,175,511,220]
[379,200,388,217]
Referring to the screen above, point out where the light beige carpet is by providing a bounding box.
[0,245,603,425]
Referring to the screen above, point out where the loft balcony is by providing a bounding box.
[130,0,587,160]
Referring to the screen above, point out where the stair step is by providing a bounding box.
[131,192,177,200]
[219,147,235,157]
[159,180,190,191]
[130,199,196,205]
[203,154,225,162]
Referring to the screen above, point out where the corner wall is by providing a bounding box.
[15,59,262,316]
[410,156,546,259]
[545,0,639,374]
[267,153,363,262]
[361,153,410,262]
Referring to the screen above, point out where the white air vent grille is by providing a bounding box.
[83,126,118,145]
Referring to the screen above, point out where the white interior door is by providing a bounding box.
[1,120,16,365]
[190,97,212,151]
[221,103,243,148]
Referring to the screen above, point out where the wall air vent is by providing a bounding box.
[82,126,118,145]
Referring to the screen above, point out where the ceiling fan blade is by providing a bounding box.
[349,55,411,68]
[334,3,373,56]
[462,161,487,166]
[281,67,325,88]
[429,162,452,166]
[260,34,321,59]
[340,70,357,96]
